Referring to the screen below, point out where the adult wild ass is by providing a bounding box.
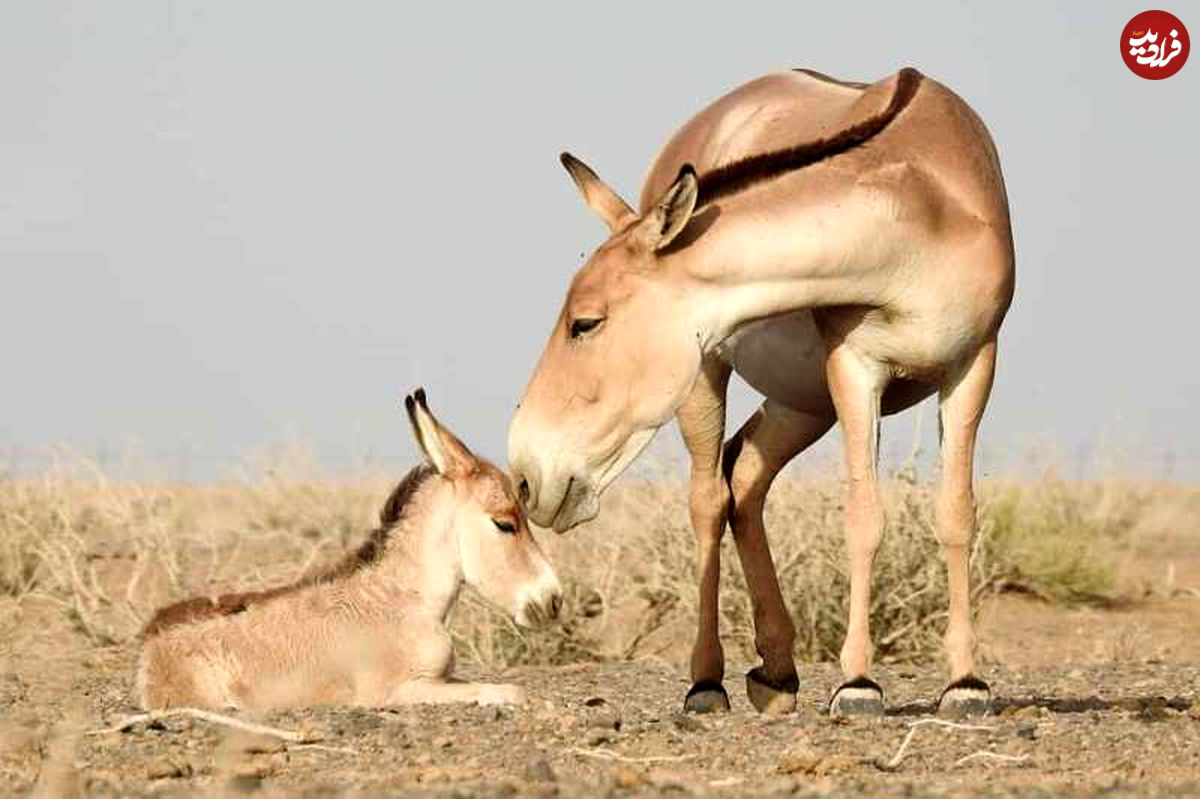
[140,390,562,710]
[508,67,1014,716]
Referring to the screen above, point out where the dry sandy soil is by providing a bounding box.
[1,487,1197,797]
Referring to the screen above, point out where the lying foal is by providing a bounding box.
[138,390,562,710]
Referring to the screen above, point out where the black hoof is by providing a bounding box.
[746,667,799,715]
[829,676,884,717]
[684,680,730,714]
[937,675,991,718]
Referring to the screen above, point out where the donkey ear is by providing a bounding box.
[632,163,699,253]
[403,389,474,476]
[560,152,637,233]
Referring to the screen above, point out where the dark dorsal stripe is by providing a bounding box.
[140,464,436,639]
[792,68,870,90]
[695,67,922,207]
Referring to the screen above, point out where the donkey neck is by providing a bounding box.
[361,483,463,624]
[664,176,909,351]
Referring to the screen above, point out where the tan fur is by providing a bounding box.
[139,391,561,711]
[509,67,1014,710]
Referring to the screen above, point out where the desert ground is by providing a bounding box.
[1,460,1197,796]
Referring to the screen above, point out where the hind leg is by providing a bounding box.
[138,639,227,710]
[726,400,834,713]
[935,340,997,716]
[825,344,890,716]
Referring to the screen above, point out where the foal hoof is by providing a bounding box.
[829,676,885,718]
[937,675,992,718]
[746,667,799,715]
[684,680,731,714]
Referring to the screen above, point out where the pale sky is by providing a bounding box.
[2,2,1197,480]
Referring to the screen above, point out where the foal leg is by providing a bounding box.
[825,345,889,716]
[676,358,734,713]
[935,340,998,717]
[726,400,834,713]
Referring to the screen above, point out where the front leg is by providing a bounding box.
[676,358,733,713]
[384,680,527,707]
[934,340,997,717]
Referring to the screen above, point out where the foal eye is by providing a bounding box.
[569,317,604,340]
[492,518,517,534]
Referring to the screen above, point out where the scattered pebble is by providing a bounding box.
[670,713,704,733]
[145,755,191,780]
[524,757,556,783]
[777,735,822,775]
[761,775,800,794]
[585,728,616,747]
[611,765,647,789]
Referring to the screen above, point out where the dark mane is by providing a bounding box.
[694,67,922,208]
[140,464,437,639]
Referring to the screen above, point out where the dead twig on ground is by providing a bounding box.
[569,746,695,764]
[289,743,358,755]
[883,718,995,771]
[88,707,321,743]
[956,751,1030,767]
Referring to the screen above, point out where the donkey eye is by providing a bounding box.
[492,518,517,534]
[569,317,604,340]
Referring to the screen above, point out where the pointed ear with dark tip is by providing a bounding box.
[560,151,637,233]
[632,164,699,253]
[403,388,475,476]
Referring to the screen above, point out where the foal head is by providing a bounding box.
[404,389,562,627]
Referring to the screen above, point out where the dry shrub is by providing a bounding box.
[453,470,1156,669]
[0,455,1172,672]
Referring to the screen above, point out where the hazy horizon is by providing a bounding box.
[3,2,1197,482]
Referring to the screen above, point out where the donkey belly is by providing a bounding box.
[724,310,935,417]
[726,311,834,416]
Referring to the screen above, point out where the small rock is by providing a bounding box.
[671,713,704,733]
[524,758,556,783]
[585,728,616,747]
[1188,703,1200,721]
[777,737,822,775]
[1135,697,1171,723]
[761,775,799,795]
[584,696,607,707]
[1016,724,1037,741]
[225,731,286,755]
[612,765,646,789]
[590,712,622,731]
[433,736,454,749]
[146,755,191,780]
[814,754,857,775]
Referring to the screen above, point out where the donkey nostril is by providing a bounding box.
[518,477,530,505]
[549,593,563,620]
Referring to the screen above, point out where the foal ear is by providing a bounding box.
[560,151,637,233]
[403,389,475,476]
[632,163,699,253]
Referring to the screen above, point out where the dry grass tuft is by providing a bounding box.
[0,454,1181,672]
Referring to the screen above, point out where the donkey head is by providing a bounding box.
[508,154,705,531]
[405,389,562,627]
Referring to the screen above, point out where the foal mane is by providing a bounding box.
[140,464,436,639]
[694,67,923,207]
